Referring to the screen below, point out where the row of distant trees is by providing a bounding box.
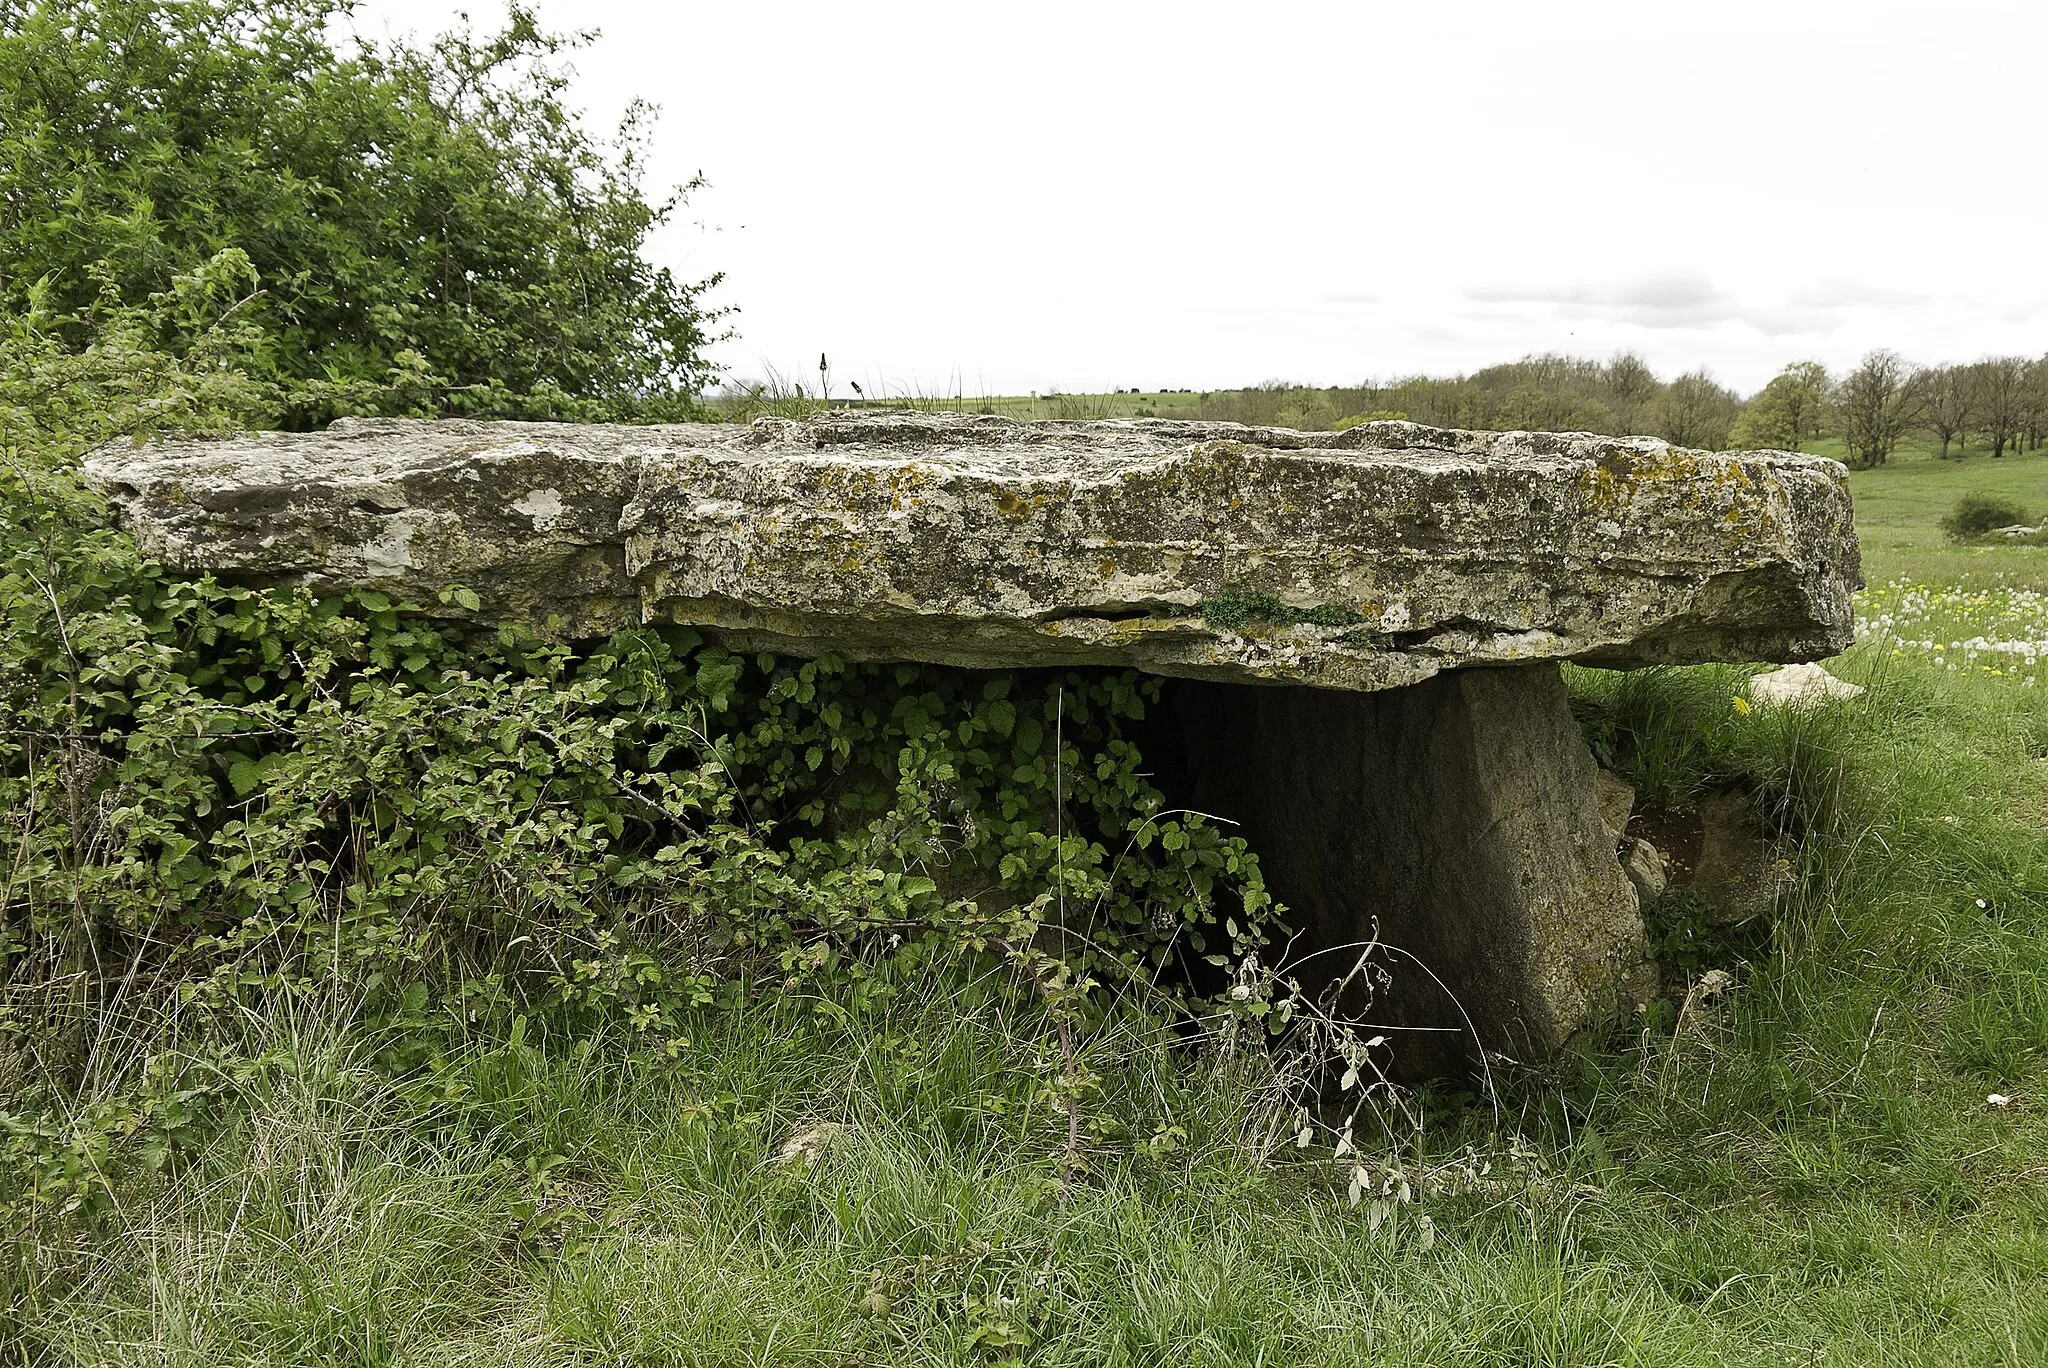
[1184,351,2048,466]
[1184,355,1729,448]
[1784,352,2048,467]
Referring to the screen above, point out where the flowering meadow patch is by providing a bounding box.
[1856,577,2048,683]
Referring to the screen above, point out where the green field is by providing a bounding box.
[1843,441,2048,590]
[16,432,2048,1367]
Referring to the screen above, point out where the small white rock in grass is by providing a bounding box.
[772,1121,855,1168]
[1748,663,1865,711]
[1988,1093,2013,1108]
[1621,837,1667,902]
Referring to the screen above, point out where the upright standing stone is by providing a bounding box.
[1157,664,1651,1074]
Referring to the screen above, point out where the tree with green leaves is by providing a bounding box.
[1651,369,1741,450]
[0,0,723,423]
[1833,350,1919,468]
[1729,360,1830,452]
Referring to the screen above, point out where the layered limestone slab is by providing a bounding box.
[86,412,1860,692]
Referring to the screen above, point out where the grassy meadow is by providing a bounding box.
[1842,440,2048,591]
[16,439,2048,1368]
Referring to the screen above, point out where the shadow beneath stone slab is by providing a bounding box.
[1137,662,1653,1080]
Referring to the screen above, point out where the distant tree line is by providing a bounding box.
[1183,350,2048,467]
[1826,351,2048,466]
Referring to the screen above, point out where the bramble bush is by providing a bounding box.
[0,276,1283,1224]
[0,0,1303,1286]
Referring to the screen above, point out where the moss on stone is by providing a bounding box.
[1200,587,1369,632]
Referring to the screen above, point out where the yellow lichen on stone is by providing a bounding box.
[1109,618,1148,645]
[993,487,1052,521]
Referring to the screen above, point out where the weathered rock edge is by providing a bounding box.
[85,412,1861,692]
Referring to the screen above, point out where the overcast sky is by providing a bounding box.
[352,0,2046,398]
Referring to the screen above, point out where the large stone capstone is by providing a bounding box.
[85,413,1862,1073]
[85,412,1860,692]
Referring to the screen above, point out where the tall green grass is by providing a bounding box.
[9,647,2048,1365]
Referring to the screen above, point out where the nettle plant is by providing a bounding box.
[0,287,1285,1214]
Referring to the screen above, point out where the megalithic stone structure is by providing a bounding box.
[87,413,1862,1070]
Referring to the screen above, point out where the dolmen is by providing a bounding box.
[87,413,1861,1072]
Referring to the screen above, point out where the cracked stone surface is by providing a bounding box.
[86,412,1861,691]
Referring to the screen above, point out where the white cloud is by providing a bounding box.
[1788,280,1931,310]
[1467,274,1747,329]
[349,0,2048,395]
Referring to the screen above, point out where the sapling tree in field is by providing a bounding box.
[1603,350,1661,436]
[1969,355,2030,458]
[2019,355,2048,453]
[1651,369,1741,450]
[1913,363,1977,459]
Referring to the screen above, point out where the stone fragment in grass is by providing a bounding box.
[1595,769,1637,845]
[772,1122,854,1169]
[1595,770,1669,904]
[1690,791,1797,925]
[1621,837,1668,903]
[1748,662,1865,709]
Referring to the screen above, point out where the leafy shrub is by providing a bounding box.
[0,0,1263,1243]
[0,287,1283,1221]
[0,0,722,424]
[1939,493,2034,542]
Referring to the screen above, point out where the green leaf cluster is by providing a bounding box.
[1,0,723,424]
